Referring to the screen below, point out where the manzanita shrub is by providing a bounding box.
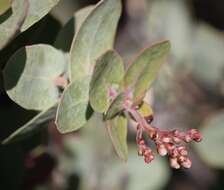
[1,0,202,169]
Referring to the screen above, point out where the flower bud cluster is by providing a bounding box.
[136,125,154,163]
[136,122,202,169]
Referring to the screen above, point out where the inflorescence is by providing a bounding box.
[127,105,202,169]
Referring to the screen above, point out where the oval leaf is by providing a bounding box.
[195,112,224,169]
[2,105,57,144]
[54,6,94,52]
[21,0,60,32]
[56,77,93,133]
[104,93,126,120]
[90,50,124,113]
[107,114,128,161]
[124,41,170,102]
[69,0,121,81]
[3,44,66,110]
[0,0,11,15]
[0,0,28,49]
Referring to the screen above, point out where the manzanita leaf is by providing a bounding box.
[104,93,126,120]
[55,77,93,133]
[54,6,94,52]
[195,112,224,169]
[107,114,128,161]
[21,0,60,32]
[90,50,124,113]
[124,41,170,102]
[3,44,66,110]
[2,105,57,144]
[0,0,28,49]
[69,0,121,81]
[0,0,11,16]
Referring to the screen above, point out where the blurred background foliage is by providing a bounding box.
[0,0,224,190]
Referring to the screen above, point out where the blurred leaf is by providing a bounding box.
[56,76,93,133]
[138,101,153,118]
[104,93,126,120]
[146,0,192,62]
[107,115,128,161]
[105,147,170,190]
[0,0,11,15]
[54,6,94,52]
[69,0,121,81]
[0,0,28,50]
[3,44,66,110]
[90,50,124,113]
[124,41,170,102]
[21,0,60,32]
[191,24,224,89]
[195,111,224,169]
[2,105,57,144]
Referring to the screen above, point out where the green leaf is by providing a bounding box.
[90,50,124,113]
[0,0,11,15]
[2,105,57,144]
[195,112,224,169]
[124,41,170,102]
[21,0,60,32]
[69,0,121,81]
[55,76,93,133]
[3,44,66,110]
[104,93,126,120]
[54,6,94,52]
[0,0,28,49]
[107,114,128,161]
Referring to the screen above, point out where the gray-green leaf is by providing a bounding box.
[107,114,128,161]
[195,111,224,169]
[90,50,124,113]
[3,44,66,110]
[124,41,170,102]
[0,0,28,49]
[2,105,57,144]
[69,0,121,81]
[104,93,126,120]
[54,6,94,52]
[55,77,93,133]
[21,0,60,32]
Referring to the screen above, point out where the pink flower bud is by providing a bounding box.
[189,129,202,142]
[177,146,188,156]
[157,144,168,156]
[138,149,143,156]
[184,134,192,143]
[144,154,154,163]
[170,148,179,157]
[148,130,158,140]
[172,129,180,136]
[181,158,192,168]
[173,137,181,144]
[138,139,145,145]
[170,158,180,169]
[162,136,171,143]
[166,143,175,151]
[144,149,152,155]
[178,156,185,163]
